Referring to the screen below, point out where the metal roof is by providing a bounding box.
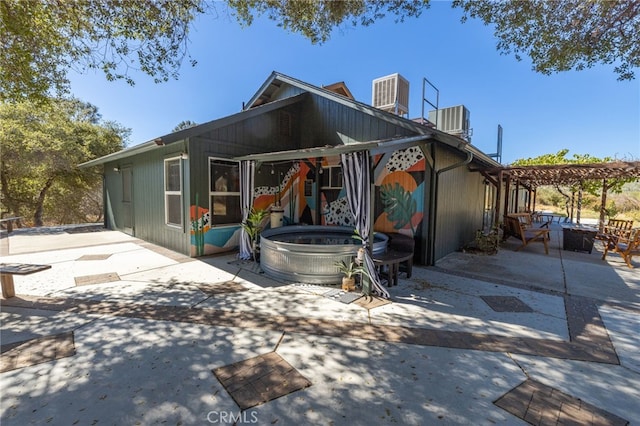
[244,72,500,168]
[78,93,307,168]
[79,71,502,169]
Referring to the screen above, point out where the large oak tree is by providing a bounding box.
[2,0,637,103]
[454,0,640,81]
[0,98,128,226]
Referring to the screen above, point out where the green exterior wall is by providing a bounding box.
[99,82,493,263]
[433,146,486,260]
[103,142,190,255]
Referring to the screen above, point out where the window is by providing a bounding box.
[320,165,343,189]
[164,158,182,227]
[209,158,241,226]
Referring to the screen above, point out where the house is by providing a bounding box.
[79,71,502,267]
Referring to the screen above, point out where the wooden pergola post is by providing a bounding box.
[599,179,609,231]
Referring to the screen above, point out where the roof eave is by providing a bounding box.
[78,92,308,168]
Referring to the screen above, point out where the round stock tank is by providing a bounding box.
[259,225,388,284]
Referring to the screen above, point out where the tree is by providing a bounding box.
[0,98,128,226]
[0,0,426,102]
[454,0,640,81]
[173,120,198,132]
[227,0,426,44]
[3,0,638,103]
[1,0,205,102]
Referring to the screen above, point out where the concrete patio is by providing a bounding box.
[1,223,638,425]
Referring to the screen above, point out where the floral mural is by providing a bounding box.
[189,147,426,256]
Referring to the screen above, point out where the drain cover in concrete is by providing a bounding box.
[74,272,120,286]
[495,379,628,425]
[0,331,76,372]
[77,254,113,261]
[213,352,311,410]
[481,295,533,312]
[198,281,248,296]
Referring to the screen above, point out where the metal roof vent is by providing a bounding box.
[372,73,409,117]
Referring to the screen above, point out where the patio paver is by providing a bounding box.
[495,379,629,426]
[213,352,311,410]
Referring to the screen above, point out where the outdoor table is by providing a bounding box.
[372,250,413,287]
[538,213,566,224]
[1,263,51,298]
[562,225,598,254]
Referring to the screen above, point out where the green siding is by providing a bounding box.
[433,147,486,261]
[100,83,490,263]
[103,143,190,255]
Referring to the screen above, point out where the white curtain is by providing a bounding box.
[341,151,390,298]
[239,160,255,260]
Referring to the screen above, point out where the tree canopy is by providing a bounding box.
[0,0,204,102]
[226,0,426,44]
[1,0,638,103]
[454,0,640,81]
[0,98,128,225]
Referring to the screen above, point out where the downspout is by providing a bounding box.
[102,172,107,228]
[316,157,323,225]
[426,145,473,266]
[494,170,503,229]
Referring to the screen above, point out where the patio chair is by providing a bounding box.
[595,219,634,249]
[602,228,640,268]
[504,215,550,255]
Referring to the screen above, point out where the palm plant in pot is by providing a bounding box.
[241,208,269,262]
[334,257,366,292]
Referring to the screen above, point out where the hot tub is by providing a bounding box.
[259,225,388,284]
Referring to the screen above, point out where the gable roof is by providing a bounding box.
[244,71,500,168]
[245,72,425,135]
[80,71,500,169]
[322,81,355,99]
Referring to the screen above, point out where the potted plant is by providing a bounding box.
[241,208,269,262]
[474,227,500,255]
[334,258,365,292]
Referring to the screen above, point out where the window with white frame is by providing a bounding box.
[164,157,182,227]
[209,158,241,226]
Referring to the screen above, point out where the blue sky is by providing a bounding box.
[68,2,639,164]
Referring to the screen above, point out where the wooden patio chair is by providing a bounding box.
[602,228,640,268]
[595,219,634,249]
[504,215,550,255]
[509,212,533,227]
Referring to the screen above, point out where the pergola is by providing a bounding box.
[485,160,640,227]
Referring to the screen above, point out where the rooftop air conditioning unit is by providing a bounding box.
[372,73,409,117]
[428,105,471,142]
